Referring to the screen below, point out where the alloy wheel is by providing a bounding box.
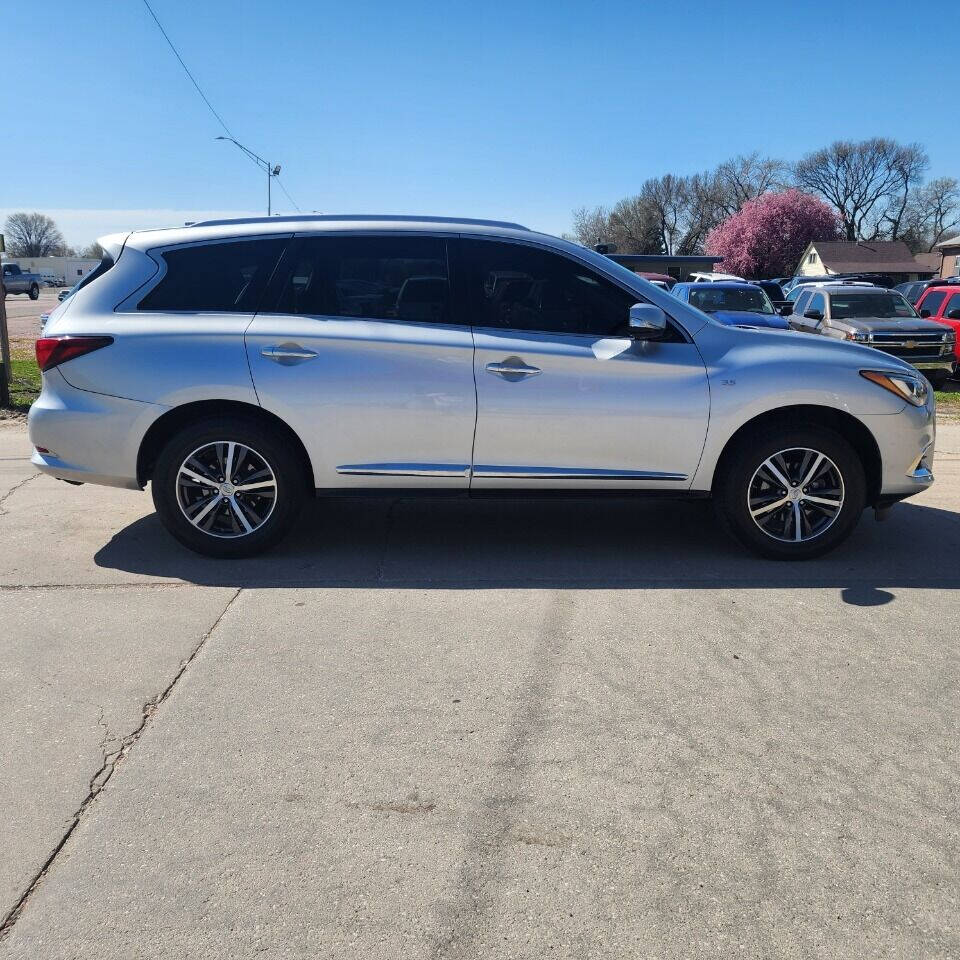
[747,447,844,543]
[176,441,278,539]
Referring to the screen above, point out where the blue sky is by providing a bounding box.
[1,0,953,246]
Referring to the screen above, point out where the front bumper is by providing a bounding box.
[28,370,163,490]
[912,360,955,373]
[860,398,936,501]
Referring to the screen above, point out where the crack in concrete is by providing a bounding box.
[0,586,243,941]
[0,473,39,516]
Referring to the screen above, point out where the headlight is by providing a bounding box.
[845,331,870,342]
[861,370,929,406]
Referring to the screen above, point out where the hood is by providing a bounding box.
[834,316,949,334]
[707,309,790,330]
[694,321,918,374]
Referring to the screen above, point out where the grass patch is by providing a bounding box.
[2,346,41,412]
[935,389,960,414]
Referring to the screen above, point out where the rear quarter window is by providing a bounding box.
[138,238,287,313]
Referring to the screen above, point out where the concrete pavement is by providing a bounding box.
[0,419,958,958]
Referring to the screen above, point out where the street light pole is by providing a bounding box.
[215,136,281,216]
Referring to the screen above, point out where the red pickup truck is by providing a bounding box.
[915,282,960,372]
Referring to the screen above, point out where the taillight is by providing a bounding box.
[35,336,113,372]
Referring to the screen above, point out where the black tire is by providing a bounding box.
[714,425,866,560]
[28,284,39,300]
[151,416,306,558]
[928,371,949,390]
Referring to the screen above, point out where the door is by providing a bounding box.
[456,238,709,489]
[245,234,476,489]
[792,291,825,333]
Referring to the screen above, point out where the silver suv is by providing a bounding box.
[29,215,936,560]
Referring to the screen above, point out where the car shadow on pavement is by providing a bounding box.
[93,495,960,603]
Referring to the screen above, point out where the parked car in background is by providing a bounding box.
[671,282,790,329]
[29,215,936,562]
[786,284,955,387]
[751,280,784,302]
[1,262,43,299]
[895,277,960,305]
[784,274,894,293]
[915,284,960,372]
[637,271,676,289]
[689,271,745,282]
[750,280,790,313]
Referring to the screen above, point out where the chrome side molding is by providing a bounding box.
[472,466,687,481]
[335,463,471,477]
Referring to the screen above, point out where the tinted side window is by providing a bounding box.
[945,292,960,317]
[807,293,825,316]
[792,290,811,314]
[459,239,637,337]
[271,235,450,323]
[920,291,947,316]
[139,238,287,312]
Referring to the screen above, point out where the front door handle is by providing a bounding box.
[485,359,542,380]
[261,343,318,365]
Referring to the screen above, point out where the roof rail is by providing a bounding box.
[188,213,530,230]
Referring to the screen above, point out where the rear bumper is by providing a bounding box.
[28,370,163,490]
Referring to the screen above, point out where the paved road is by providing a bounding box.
[0,420,958,958]
[1,288,61,346]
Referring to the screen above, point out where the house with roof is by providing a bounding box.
[933,236,960,278]
[795,240,937,284]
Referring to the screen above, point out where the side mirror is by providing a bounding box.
[778,303,793,316]
[628,303,667,340]
[947,308,960,320]
[919,308,931,318]
[804,309,824,321]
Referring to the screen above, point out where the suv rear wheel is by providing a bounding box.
[152,417,306,558]
[715,426,866,560]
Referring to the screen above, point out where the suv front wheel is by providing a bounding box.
[715,426,866,560]
[152,417,306,558]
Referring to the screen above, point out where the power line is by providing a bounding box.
[139,0,302,213]
[140,0,234,139]
[275,178,301,213]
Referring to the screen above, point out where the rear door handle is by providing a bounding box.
[261,343,318,365]
[485,360,542,380]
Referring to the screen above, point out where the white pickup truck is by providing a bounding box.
[1,262,43,299]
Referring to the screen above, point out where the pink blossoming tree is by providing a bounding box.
[705,189,841,279]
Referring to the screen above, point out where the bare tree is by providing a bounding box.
[712,152,789,217]
[569,205,613,248]
[900,177,960,251]
[882,144,929,240]
[639,175,691,255]
[3,212,66,257]
[607,196,664,254]
[793,138,929,241]
[81,241,107,260]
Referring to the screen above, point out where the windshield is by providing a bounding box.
[688,286,774,315]
[829,292,917,320]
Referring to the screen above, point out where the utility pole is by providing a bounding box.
[0,233,10,408]
[216,137,281,216]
